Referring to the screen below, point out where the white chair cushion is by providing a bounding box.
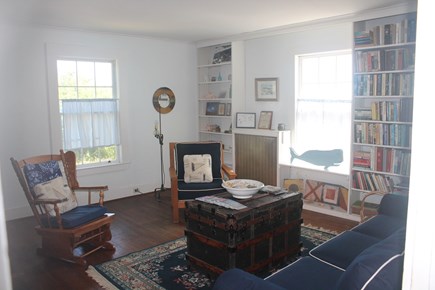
[183,154,213,183]
[34,176,78,216]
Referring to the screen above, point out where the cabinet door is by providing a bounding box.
[235,134,277,186]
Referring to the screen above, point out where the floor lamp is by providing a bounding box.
[152,87,175,200]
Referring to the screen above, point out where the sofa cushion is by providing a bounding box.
[310,230,380,270]
[335,228,406,290]
[213,268,286,290]
[352,215,406,239]
[33,176,78,216]
[266,257,344,290]
[183,154,213,183]
[377,194,408,219]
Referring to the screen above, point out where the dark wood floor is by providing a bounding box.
[6,191,357,290]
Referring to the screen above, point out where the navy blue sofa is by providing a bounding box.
[212,193,408,290]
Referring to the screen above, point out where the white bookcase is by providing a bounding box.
[350,12,416,213]
[197,43,234,166]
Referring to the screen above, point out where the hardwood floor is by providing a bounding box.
[6,191,357,290]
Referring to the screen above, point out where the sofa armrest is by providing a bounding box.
[213,268,286,290]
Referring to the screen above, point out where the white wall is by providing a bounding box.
[244,22,352,131]
[0,24,197,220]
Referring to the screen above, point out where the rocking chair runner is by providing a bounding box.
[10,150,115,267]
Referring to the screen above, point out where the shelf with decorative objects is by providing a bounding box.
[197,43,234,166]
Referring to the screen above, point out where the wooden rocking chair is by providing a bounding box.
[10,150,115,267]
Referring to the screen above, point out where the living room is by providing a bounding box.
[0,0,434,289]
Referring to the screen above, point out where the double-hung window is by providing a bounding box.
[294,51,352,172]
[56,60,120,167]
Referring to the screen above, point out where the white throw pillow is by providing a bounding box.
[183,154,213,183]
[34,176,78,216]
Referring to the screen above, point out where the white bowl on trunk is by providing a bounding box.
[222,179,264,199]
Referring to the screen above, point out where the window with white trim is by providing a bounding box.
[56,59,120,167]
[294,51,352,173]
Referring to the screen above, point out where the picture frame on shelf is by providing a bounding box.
[225,103,232,116]
[212,45,231,64]
[255,78,279,101]
[258,111,273,129]
[218,103,226,116]
[206,102,220,115]
[322,184,340,206]
[236,112,256,128]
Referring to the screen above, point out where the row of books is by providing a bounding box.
[354,73,414,97]
[353,148,411,176]
[354,17,417,47]
[354,123,412,147]
[355,47,415,72]
[352,171,394,192]
[354,99,413,122]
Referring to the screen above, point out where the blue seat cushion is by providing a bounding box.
[309,231,380,270]
[335,228,406,290]
[213,268,286,290]
[178,179,226,200]
[42,205,108,229]
[352,215,406,239]
[266,257,344,290]
[175,142,222,180]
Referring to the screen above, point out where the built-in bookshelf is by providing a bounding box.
[351,12,416,210]
[197,43,234,166]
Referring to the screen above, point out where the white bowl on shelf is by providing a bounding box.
[222,179,265,199]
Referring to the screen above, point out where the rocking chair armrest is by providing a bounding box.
[33,197,68,205]
[222,164,237,180]
[72,185,108,192]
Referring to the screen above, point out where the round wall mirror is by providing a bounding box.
[152,87,175,114]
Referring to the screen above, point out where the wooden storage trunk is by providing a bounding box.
[184,192,303,276]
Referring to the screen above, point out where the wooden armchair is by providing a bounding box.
[10,150,115,267]
[169,141,236,223]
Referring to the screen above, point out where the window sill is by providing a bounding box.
[280,159,349,176]
[76,161,131,178]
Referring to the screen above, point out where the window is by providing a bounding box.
[295,51,352,172]
[56,60,120,167]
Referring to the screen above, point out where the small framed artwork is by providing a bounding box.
[258,111,273,129]
[206,102,220,115]
[225,103,232,116]
[218,103,226,116]
[322,184,340,206]
[236,112,256,128]
[255,78,279,101]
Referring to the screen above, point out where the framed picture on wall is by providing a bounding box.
[255,78,279,101]
[258,111,273,129]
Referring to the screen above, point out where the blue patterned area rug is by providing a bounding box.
[87,225,336,290]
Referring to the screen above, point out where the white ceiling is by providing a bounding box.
[1,0,416,42]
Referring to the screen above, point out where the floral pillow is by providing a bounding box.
[183,154,213,183]
[34,176,78,216]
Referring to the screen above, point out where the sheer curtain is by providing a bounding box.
[61,99,120,150]
[294,51,352,171]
